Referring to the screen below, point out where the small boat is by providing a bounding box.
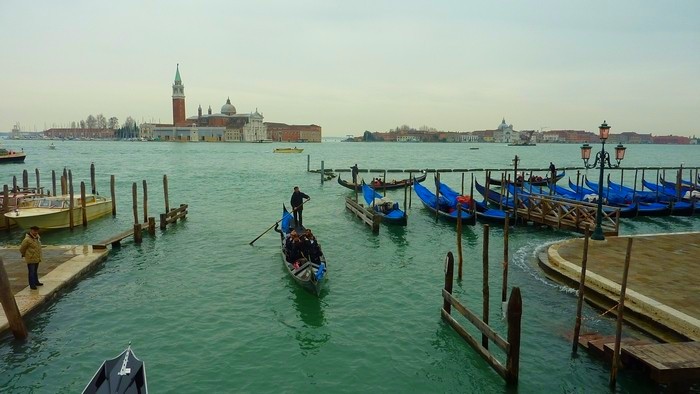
[0,147,26,163]
[488,171,565,187]
[469,147,480,150]
[338,171,427,191]
[273,147,304,153]
[475,180,517,209]
[413,181,476,224]
[49,143,56,150]
[6,194,113,229]
[82,344,148,394]
[279,205,327,296]
[361,182,408,226]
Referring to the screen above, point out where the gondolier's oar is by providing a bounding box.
[249,199,310,245]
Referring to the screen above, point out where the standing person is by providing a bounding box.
[350,164,359,184]
[290,186,310,227]
[549,162,557,193]
[19,226,43,290]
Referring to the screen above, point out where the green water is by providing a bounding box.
[0,140,698,393]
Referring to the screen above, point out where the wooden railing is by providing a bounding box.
[441,251,522,385]
[513,193,620,236]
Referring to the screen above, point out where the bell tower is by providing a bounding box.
[172,64,186,126]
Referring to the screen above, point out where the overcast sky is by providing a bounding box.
[2,1,699,137]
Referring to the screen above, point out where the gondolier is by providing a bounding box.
[290,186,310,227]
[350,164,359,183]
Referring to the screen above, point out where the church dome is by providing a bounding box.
[221,97,236,115]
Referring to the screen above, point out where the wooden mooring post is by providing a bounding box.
[610,238,634,388]
[90,162,96,194]
[143,180,148,224]
[163,174,170,214]
[68,170,74,230]
[110,175,116,216]
[482,224,490,349]
[501,216,510,310]
[22,169,28,189]
[456,205,463,280]
[80,182,87,227]
[35,168,40,190]
[132,182,142,244]
[51,170,57,196]
[441,250,523,385]
[3,185,10,230]
[572,227,590,355]
[0,257,28,340]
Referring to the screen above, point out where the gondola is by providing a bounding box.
[413,181,476,224]
[571,179,670,217]
[487,171,565,186]
[474,180,517,209]
[435,178,511,223]
[337,171,427,191]
[361,182,408,226]
[82,344,147,394]
[278,205,327,296]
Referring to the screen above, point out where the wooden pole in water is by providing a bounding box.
[572,227,590,354]
[610,238,634,388]
[320,161,325,184]
[443,252,454,314]
[143,180,148,223]
[60,176,66,196]
[408,171,413,208]
[148,217,156,235]
[163,174,170,213]
[0,257,28,340]
[80,182,87,227]
[435,172,440,222]
[90,162,96,194]
[576,170,581,194]
[403,180,408,213]
[22,170,28,189]
[505,287,522,385]
[383,170,387,197]
[461,172,465,195]
[62,168,68,187]
[68,170,74,230]
[307,154,310,172]
[3,185,10,231]
[35,168,40,191]
[482,224,490,349]
[457,204,463,280]
[51,170,56,196]
[132,182,138,225]
[12,176,17,192]
[501,216,510,304]
[110,175,116,216]
[632,169,639,201]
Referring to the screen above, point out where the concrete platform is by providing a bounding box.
[540,231,700,342]
[0,245,109,336]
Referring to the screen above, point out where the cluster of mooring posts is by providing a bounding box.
[568,229,700,391]
[0,165,188,340]
[441,218,522,385]
[310,155,696,234]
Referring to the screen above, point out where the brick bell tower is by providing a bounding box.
[172,64,186,126]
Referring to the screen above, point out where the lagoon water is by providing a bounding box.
[0,140,698,393]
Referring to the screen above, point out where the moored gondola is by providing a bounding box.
[82,344,147,394]
[488,171,565,186]
[338,171,427,191]
[413,181,476,224]
[435,177,510,222]
[361,182,408,226]
[277,205,327,296]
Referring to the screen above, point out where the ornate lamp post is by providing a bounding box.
[580,121,627,240]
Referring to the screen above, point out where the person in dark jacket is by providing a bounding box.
[290,186,310,227]
[19,226,43,290]
[350,164,359,184]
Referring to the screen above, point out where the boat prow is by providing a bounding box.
[82,344,148,394]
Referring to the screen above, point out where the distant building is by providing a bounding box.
[44,128,115,139]
[265,123,322,142]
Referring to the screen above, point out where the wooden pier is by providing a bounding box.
[514,193,620,236]
[344,197,380,233]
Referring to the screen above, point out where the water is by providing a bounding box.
[0,140,698,393]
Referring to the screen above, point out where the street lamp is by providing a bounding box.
[580,121,627,241]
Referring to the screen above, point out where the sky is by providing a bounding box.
[2,0,699,137]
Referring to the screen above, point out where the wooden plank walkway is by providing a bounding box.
[93,222,149,249]
[622,341,700,384]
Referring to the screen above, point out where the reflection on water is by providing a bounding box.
[289,285,329,355]
[386,225,407,247]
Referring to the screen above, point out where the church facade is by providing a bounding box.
[148,65,270,142]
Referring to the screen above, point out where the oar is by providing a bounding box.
[249,199,310,245]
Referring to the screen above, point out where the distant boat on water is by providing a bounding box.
[0,146,26,163]
[49,143,56,150]
[274,147,304,153]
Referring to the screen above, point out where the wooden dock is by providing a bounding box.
[622,341,700,384]
[344,197,380,233]
[514,193,620,236]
